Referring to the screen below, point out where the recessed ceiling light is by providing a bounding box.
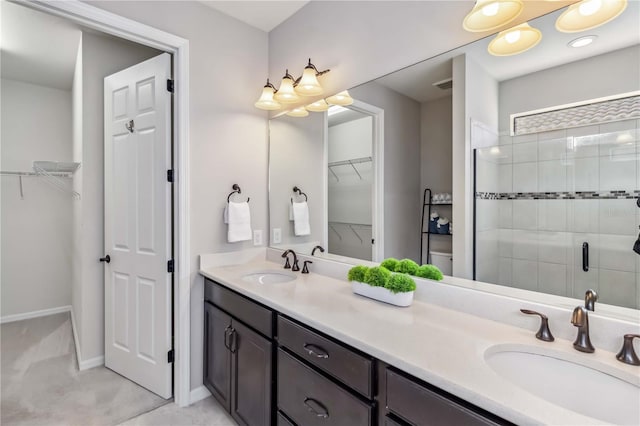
[568,35,598,48]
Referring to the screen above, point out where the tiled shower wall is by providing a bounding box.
[476,118,640,309]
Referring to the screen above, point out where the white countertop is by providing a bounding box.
[200,259,639,425]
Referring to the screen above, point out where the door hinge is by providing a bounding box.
[167,79,174,93]
[167,259,175,273]
[167,169,174,183]
[167,349,174,363]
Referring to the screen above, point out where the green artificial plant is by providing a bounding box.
[347,265,369,282]
[415,264,444,281]
[364,266,392,287]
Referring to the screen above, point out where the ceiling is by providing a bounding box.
[375,1,640,103]
[199,1,309,32]
[1,1,81,90]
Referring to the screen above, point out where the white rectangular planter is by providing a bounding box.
[351,281,414,307]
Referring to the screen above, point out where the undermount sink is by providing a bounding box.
[485,344,640,425]
[241,270,296,285]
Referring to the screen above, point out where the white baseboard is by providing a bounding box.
[70,308,105,371]
[0,305,71,324]
[189,385,211,405]
[79,355,105,370]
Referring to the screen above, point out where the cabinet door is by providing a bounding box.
[231,320,273,426]
[204,302,232,412]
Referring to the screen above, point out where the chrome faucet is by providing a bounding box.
[571,306,594,353]
[311,245,325,256]
[281,249,299,271]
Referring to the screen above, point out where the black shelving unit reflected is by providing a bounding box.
[420,188,452,264]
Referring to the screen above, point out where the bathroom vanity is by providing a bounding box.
[200,251,640,426]
[203,278,505,426]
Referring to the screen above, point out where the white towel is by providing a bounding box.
[226,201,252,243]
[292,201,311,236]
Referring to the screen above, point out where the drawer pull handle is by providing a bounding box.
[303,397,329,419]
[303,343,329,359]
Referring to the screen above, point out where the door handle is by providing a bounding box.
[303,397,329,419]
[224,325,232,350]
[99,255,111,263]
[303,343,329,359]
[229,328,237,353]
[125,119,134,133]
[582,242,589,272]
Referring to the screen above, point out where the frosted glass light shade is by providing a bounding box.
[286,107,309,117]
[295,66,324,96]
[556,0,627,33]
[274,75,299,103]
[488,23,542,56]
[326,90,354,106]
[463,0,524,32]
[306,99,330,112]
[254,84,281,110]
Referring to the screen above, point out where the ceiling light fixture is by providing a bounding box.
[326,90,354,106]
[286,106,309,118]
[254,79,281,110]
[463,0,524,32]
[254,59,330,110]
[306,99,330,112]
[568,35,598,47]
[488,22,542,56]
[556,0,627,33]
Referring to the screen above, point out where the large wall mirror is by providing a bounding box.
[268,3,640,312]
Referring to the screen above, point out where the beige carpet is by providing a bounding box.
[1,312,169,426]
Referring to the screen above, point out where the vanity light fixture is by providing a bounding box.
[326,90,354,106]
[568,35,598,47]
[254,79,282,110]
[488,23,542,56]
[273,70,300,104]
[556,0,627,33]
[463,0,524,32]
[255,59,330,110]
[286,106,309,117]
[306,99,331,112]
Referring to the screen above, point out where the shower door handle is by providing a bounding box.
[582,243,589,272]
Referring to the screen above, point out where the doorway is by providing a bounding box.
[2,3,188,420]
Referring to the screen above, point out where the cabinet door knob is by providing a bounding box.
[303,397,329,418]
[303,343,329,359]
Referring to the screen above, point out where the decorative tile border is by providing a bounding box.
[476,190,640,200]
[513,95,640,135]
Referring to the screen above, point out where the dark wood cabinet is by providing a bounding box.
[204,279,274,426]
[384,367,509,426]
[231,320,272,426]
[203,302,232,412]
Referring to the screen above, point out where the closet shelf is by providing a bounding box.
[328,156,372,182]
[1,161,81,199]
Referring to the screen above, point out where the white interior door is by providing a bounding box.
[104,53,172,399]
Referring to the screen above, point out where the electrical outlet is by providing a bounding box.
[253,230,263,246]
[273,228,282,244]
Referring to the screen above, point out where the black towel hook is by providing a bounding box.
[291,186,308,203]
[227,184,249,203]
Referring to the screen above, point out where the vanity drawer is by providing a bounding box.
[386,368,503,426]
[205,278,273,338]
[278,349,373,426]
[277,315,373,398]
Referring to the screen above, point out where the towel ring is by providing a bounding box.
[292,186,308,203]
[227,184,250,203]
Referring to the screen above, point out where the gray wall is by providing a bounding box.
[268,1,566,103]
[0,78,73,318]
[499,45,640,134]
[89,0,269,389]
[420,96,453,259]
[351,81,421,262]
[74,31,161,362]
